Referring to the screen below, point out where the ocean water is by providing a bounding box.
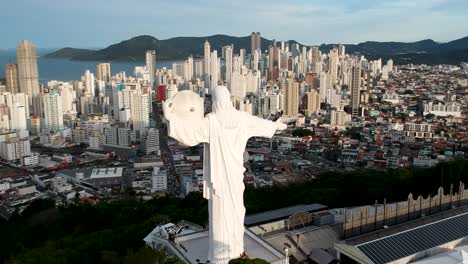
[0,49,178,84]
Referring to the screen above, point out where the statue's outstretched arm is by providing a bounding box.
[246,114,286,139]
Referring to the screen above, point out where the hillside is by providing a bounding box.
[45,47,100,60]
[45,34,468,64]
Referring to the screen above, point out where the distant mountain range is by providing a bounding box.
[45,35,468,65]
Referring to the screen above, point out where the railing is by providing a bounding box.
[343,182,468,238]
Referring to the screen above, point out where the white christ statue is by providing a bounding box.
[163,86,286,264]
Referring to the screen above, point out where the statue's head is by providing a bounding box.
[212,85,233,113]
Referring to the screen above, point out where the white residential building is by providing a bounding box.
[43,92,64,132]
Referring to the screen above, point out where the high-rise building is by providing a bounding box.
[0,138,31,161]
[143,128,160,155]
[311,47,320,73]
[252,50,260,72]
[96,63,111,82]
[17,40,40,113]
[9,103,27,131]
[330,110,350,126]
[82,70,95,97]
[351,62,362,116]
[387,59,394,73]
[130,89,149,138]
[268,42,280,81]
[43,92,64,132]
[224,45,233,87]
[204,40,211,88]
[319,72,328,102]
[194,60,204,79]
[239,48,245,66]
[283,78,299,117]
[6,64,19,94]
[328,48,339,87]
[305,90,321,116]
[338,44,346,57]
[184,57,194,81]
[210,50,218,93]
[250,32,261,53]
[146,50,156,86]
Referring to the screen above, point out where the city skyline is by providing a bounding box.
[1,0,468,49]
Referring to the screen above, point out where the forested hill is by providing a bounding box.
[45,35,468,65]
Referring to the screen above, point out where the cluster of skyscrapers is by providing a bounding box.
[0,33,395,163]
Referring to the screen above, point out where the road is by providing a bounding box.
[152,101,180,195]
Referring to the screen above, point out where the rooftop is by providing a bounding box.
[244,203,327,226]
[90,167,123,179]
[336,207,468,264]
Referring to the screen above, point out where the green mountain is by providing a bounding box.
[45,34,468,64]
[46,35,273,61]
[45,47,100,60]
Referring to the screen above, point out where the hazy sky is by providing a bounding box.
[2,0,468,49]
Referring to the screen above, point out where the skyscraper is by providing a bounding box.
[146,50,156,86]
[130,89,150,139]
[305,90,321,116]
[5,64,19,94]
[252,50,260,72]
[224,45,233,87]
[319,72,328,102]
[17,40,40,110]
[351,61,362,116]
[283,78,299,117]
[311,47,320,73]
[9,103,27,131]
[96,63,111,82]
[268,42,280,81]
[338,44,346,57]
[239,48,245,66]
[210,50,218,93]
[204,41,211,88]
[251,32,261,53]
[184,57,194,81]
[82,70,95,97]
[43,92,64,132]
[328,48,339,88]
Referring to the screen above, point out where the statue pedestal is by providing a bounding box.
[145,222,287,264]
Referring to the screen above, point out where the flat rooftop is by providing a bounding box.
[175,229,285,264]
[244,203,328,226]
[90,167,123,179]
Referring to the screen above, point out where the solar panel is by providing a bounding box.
[357,212,468,264]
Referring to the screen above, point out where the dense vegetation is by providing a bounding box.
[245,160,468,213]
[1,160,467,263]
[45,35,468,64]
[291,128,314,137]
[1,194,206,264]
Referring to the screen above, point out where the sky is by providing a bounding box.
[1,0,468,49]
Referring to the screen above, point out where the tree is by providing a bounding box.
[291,128,314,137]
[123,247,166,264]
[424,113,435,120]
[164,258,185,264]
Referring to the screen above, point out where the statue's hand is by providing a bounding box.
[275,119,287,131]
[162,99,173,120]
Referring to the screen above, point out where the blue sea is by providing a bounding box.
[0,49,178,84]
